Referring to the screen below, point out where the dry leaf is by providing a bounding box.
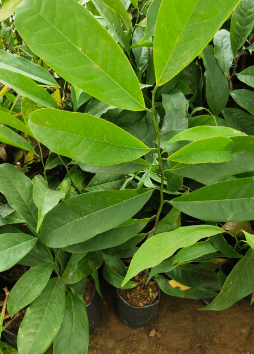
[168,280,190,291]
[222,221,253,239]
[0,144,7,161]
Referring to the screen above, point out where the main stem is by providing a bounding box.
[151,86,164,234]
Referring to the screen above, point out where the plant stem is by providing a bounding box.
[38,142,47,183]
[58,154,81,194]
[150,86,164,234]
[46,246,61,277]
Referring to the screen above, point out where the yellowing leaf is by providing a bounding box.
[168,279,190,291]
[51,89,62,105]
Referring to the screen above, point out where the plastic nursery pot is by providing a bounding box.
[86,282,102,333]
[116,286,161,330]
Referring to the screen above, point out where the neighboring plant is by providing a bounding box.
[1,0,254,353]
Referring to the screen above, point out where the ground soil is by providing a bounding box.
[84,278,94,306]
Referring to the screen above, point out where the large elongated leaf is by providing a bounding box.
[203,248,254,310]
[0,125,35,154]
[85,174,126,192]
[214,30,233,75]
[141,0,162,43]
[237,66,254,88]
[173,241,218,264]
[0,110,31,135]
[8,262,54,317]
[230,89,254,116]
[0,233,37,272]
[0,69,58,109]
[230,0,254,56]
[203,46,229,116]
[53,294,89,354]
[0,50,59,87]
[154,0,241,86]
[29,109,150,165]
[0,164,38,230]
[15,0,145,111]
[0,0,22,22]
[223,108,254,135]
[122,225,222,286]
[17,278,66,354]
[40,189,152,247]
[171,177,254,222]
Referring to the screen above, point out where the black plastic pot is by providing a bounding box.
[116,288,160,330]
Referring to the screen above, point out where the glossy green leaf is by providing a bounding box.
[244,231,254,249]
[141,0,162,43]
[19,240,51,266]
[0,164,38,230]
[0,69,58,109]
[156,207,181,234]
[97,0,131,28]
[237,66,254,88]
[102,262,137,289]
[32,175,64,232]
[230,89,254,116]
[29,109,150,165]
[0,233,37,272]
[171,177,254,222]
[0,125,35,154]
[0,110,31,135]
[0,211,25,227]
[8,262,54,317]
[40,189,152,247]
[122,225,222,286]
[0,50,59,87]
[64,218,149,253]
[0,0,22,22]
[154,0,241,86]
[203,248,254,310]
[203,46,229,115]
[53,293,89,354]
[85,174,126,192]
[62,253,87,284]
[15,0,145,111]
[17,278,66,354]
[173,241,218,264]
[155,274,218,299]
[210,234,243,258]
[168,136,233,164]
[214,29,233,75]
[223,108,254,135]
[230,0,254,55]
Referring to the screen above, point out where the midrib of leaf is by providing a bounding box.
[0,237,35,254]
[27,2,144,110]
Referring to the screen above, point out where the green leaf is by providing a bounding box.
[203,248,254,310]
[0,50,59,87]
[85,174,126,192]
[230,0,254,55]
[15,0,145,111]
[122,225,222,286]
[102,262,137,289]
[230,89,254,116]
[0,69,58,108]
[32,175,64,232]
[0,0,22,22]
[8,262,54,317]
[203,46,229,116]
[173,241,218,264]
[29,109,150,165]
[64,218,149,253]
[40,189,152,248]
[161,91,188,132]
[244,230,254,249]
[0,164,38,230]
[96,0,131,28]
[214,29,233,75]
[154,0,241,86]
[0,211,25,227]
[171,177,254,222]
[19,240,51,266]
[223,107,254,135]
[0,233,37,272]
[237,66,254,88]
[0,110,31,135]
[141,0,162,43]
[17,278,66,354]
[168,136,233,164]
[0,125,35,154]
[156,207,181,234]
[21,97,42,125]
[210,234,243,258]
[53,293,89,354]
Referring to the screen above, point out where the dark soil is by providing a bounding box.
[1,265,30,280]
[119,273,159,307]
[83,278,94,306]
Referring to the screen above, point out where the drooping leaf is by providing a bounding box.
[230,89,254,116]
[154,0,241,86]
[141,0,162,43]
[0,50,59,87]
[203,46,229,115]
[223,107,254,135]
[53,294,89,354]
[122,225,222,286]
[15,0,145,110]
[32,175,64,232]
[29,109,150,165]
[0,164,38,230]
[40,189,152,247]
[230,0,254,55]
[171,177,254,222]
[17,278,66,354]
[214,29,233,75]
[203,248,254,310]
[0,233,37,272]
[0,69,58,108]
[0,0,22,22]
[0,125,35,154]
[0,110,31,135]
[8,262,54,317]
[173,241,218,264]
